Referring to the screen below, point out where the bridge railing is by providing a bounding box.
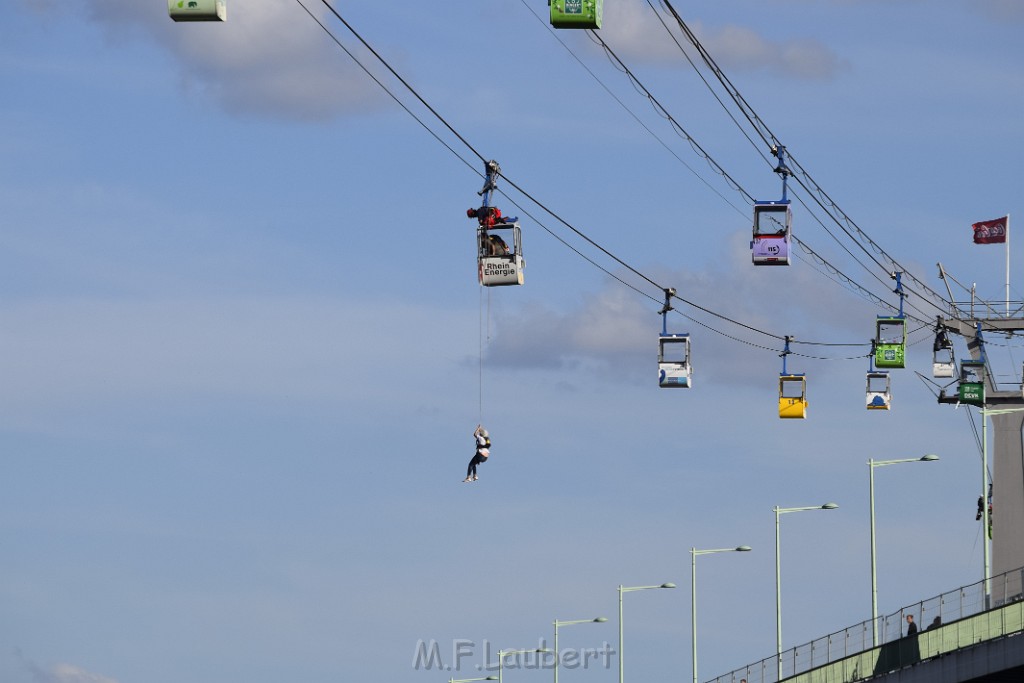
[706,566,1024,683]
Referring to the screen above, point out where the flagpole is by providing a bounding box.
[1006,213,1011,317]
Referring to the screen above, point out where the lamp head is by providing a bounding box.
[594,617,608,622]
[736,545,752,552]
[822,503,839,510]
[660,583,677,589]
[921,454,940,461]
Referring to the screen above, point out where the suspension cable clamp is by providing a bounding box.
[772,145,792,177]
[660,288,676,315]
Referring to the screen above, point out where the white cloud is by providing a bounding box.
[600,0,844,79]
[47,664,119,683]
[19,0,386,121]
[153,1,387,121]
[17,653,119,683]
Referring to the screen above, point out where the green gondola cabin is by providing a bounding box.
[169,0,226,21]
[550,0,602,29]
[874,316,906,369]
[958,360,986,406]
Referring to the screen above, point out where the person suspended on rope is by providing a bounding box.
[977,484,993,538]
[463,424,491,483]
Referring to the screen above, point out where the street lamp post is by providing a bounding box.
[497,649,549,683]
[775,503,839,678]
[553,617,607,683]
[691,546,752,683]
[869,454,939,645]
[618,582,676,683]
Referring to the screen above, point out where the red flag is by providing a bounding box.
[973,216,1007,244]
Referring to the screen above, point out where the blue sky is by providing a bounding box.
[1,1,1022,682]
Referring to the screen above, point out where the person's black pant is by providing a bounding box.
[467,452,486,478]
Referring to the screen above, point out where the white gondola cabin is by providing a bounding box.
[933,345,955,378]
[866,371,891,410]
[477,221,524,287]
[751,200,792,266]
[933,327,954,378]
[658,334,691,388]
[168,0,226,21]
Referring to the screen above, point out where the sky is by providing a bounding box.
[0,1,1022,683]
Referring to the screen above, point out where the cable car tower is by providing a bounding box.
[935,278,1024,598]
[751,145,793,266]
[657,288,691,388]
[467,160,524,287]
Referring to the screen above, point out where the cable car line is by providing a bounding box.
[788,168,951,316]
[793,236,919,321]
[292,0,480,180]
[551,18,924,321]
[309,0,489,166]
[294,0,661,309]
[788,187,904,297]
[914,370,955,398]
[491,187,859,358]
[496,174,662,293]
[296,0,891,362]
[536,0,876,302]
[517,0,749,217]
[661,301,865,358]
[300,0,667,305]
[581,30,755,206]
[588,27,884,291]
[498,171,870,353]
[496,183,867,358]
[522,0,932,337]
[639,0,766,158]
[498,170,868,351]
[652,1,772,149]
[651,0,955,317]
[653,19,932,308]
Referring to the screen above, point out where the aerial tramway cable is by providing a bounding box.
[651,0,955,317]
[522,0,932,330]
[296,0,879,362]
